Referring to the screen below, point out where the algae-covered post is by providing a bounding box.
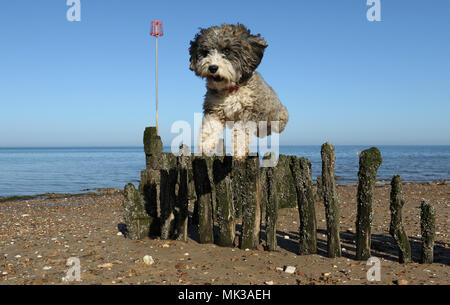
[264,153,279,251]
[175,145,191,242]
[213,155,235,247]
[290,156,317,255]
[389,175,411,263]
[143,127,163,170]
[420,199,436,264]
[122,183,152,240]
[139,169,161,237]
[355,147,382,261]
[159,153,178,239]
[192,157,214,244]
[321,142,341,258]
[239,156,262,250]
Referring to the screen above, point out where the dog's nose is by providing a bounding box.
[208,65,218,74]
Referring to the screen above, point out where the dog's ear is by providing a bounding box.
[189,38,198,71]
[248,34,268,64]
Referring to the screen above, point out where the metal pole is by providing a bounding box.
[155,35,159,136]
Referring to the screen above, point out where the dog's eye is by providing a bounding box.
[222,48,231,56]
[200,50,208,57]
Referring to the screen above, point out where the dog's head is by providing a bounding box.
[189,24,268,91]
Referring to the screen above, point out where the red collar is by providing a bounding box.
[228,85,239,93]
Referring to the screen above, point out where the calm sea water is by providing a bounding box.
[0,146,449,197]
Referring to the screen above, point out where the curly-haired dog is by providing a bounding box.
[189,23,289,159]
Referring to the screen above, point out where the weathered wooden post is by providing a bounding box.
[275,155,297,208]
[389,175,411,263]
[321,142,341,258]
[175,145,190,242]
[143,127,163,170]
[290,156,317,255]
[315,176,323,202]
[239,156,262,250]
[213,155,235,247]
[159,154,178,240]
[355,147,382,260]
[139,169,161,237]
[420,199,436,264]
[264,153,279,251]
[192,157,214,244]
[232,160,245,219]
[131,126,163,238]
[122,183,153,240]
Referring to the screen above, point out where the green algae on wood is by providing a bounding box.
[321,142,342,258]
[274,155,297,208]
[192,157,214,244]
[356,147,382,260]
[420,199,436,264]
[232,160,245,218]
[264,153,279,251]
[159,153,178,240]
[143,127,163,170]
[289,156,317,255]
[239,156,262,250]
[213,155,235,247]
[389,175,411,263]
[122,183,156,240]
[174,145,190,242]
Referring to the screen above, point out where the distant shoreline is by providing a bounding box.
[1,144,450,149]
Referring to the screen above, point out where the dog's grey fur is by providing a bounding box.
[189,24,289,158]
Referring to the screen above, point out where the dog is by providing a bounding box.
[189,23,289,159]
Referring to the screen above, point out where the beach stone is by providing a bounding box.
[284,266,296,274]
[143,255,154,265]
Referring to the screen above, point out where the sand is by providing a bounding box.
[0,183,448,285]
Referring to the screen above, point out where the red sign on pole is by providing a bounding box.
[151,21,163,37]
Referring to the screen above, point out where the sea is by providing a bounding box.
[0,146,449,197]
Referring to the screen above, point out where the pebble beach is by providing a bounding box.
[0,183,448,285]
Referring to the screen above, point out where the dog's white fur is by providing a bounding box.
[201,72,288,159]
[189,24,289,159]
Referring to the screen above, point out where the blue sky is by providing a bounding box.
[1,0,449,147]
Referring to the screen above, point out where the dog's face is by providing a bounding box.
[189,24,268,91]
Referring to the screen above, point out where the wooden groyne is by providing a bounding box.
[121,126,437,265]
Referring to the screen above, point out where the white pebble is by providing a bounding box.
[284,266,296,274]
[143,255,154,265]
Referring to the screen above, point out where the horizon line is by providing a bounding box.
[1,144,449,149]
